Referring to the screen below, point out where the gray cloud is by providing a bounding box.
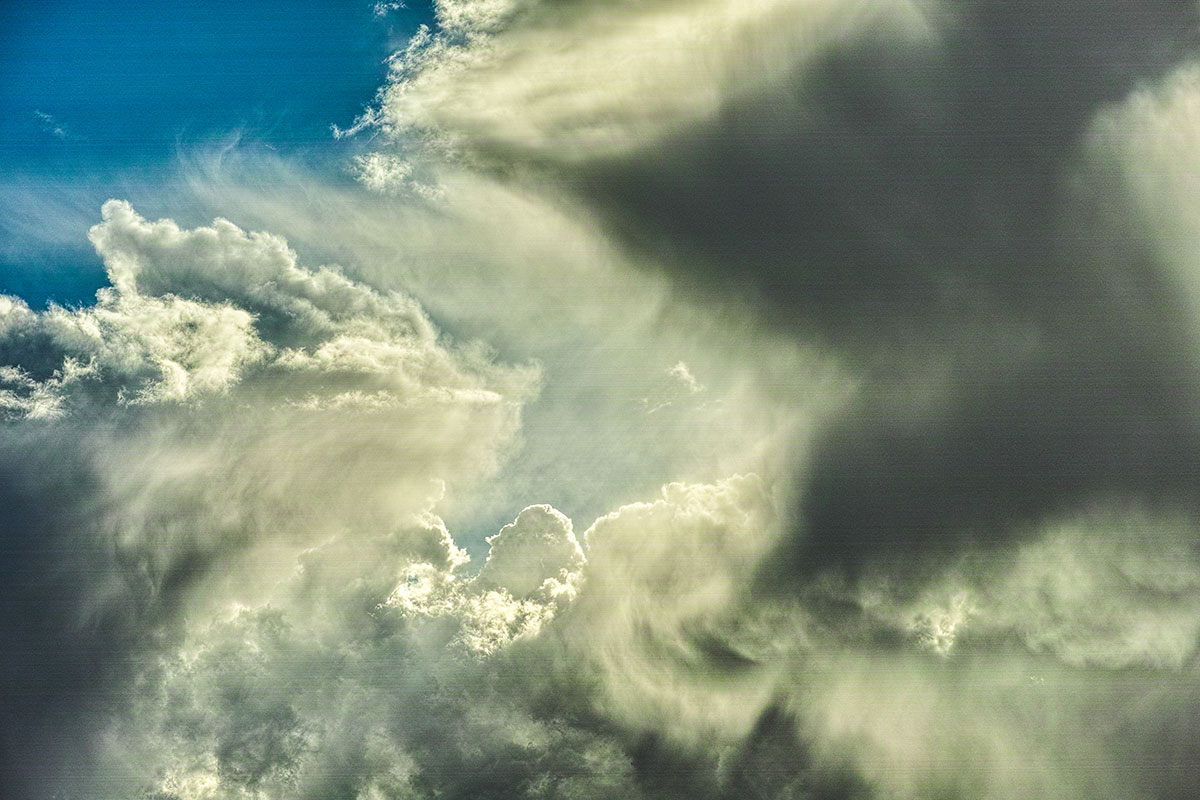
[574,0,1200,582]
[367,0,1200,578]
[331,1,1200,797]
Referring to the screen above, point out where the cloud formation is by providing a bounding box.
[0,200,536,797]
[80,474,779,800]
[340,0,1200,796]
[9,1,1200,798]
[365,0,1200,575]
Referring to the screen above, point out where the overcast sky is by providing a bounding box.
[4,2,1200,798]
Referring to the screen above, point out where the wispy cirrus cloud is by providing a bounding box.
[33,110,71,140]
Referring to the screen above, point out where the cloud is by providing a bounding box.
[564,0,1200,580]
[561,475,784,748]
[34,110,70,140]
[365,0,937,166]
[94,465,1200,800]
[171,142,843,543]
[11,2,1200,798]
[83,474,798,800]
[476,504,583,597]
[373,1,407,18]
[332,2,1200,796]
[825,507,1200,669]
[356,0,1200,582]
[351,152,440,198]
[0,201,538,797]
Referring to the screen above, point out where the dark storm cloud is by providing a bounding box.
[578,0,1200,344]
[560,0,1200,578]
[0,428,130,797]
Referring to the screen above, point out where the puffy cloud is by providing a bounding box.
[476,504,583,598]
[560,475,784,749]
[1,200,537,422]
[396,0,1200,594]
[89,199,442,351]
[177,148,842,543]
[89,473,805,800]
[353,0,1200,586]
[91,484,651,799]
[104,468,1193,800]
[351,152,441,199]
[0,201,538,798]
[0,283,266,415]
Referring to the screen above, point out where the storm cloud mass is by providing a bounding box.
[6,0,1200,798]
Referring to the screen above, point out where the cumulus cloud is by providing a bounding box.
[476,504,583,597]
[355,0,1200,584]
[74,475,776,800]
[340,1,1200,796]
[0,200,538,797]
[0,200,536,419]
[97,466,1200,800]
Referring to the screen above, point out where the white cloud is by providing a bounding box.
[476,504,583,597]
[100,474,781,798]
[1081,62,1200,362]
[172,145,844,544]
[667,361,702,394]
[17,6,1200,798]
[0,202,540,724]
[559,474,786,748]
[0,200,538,421]
[0,285,266,416]
[34,109,70,140]
[373,1,407,18]
[351,152,441,198]
[358,0,940,169]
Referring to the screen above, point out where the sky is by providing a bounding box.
[4,1,1200,798]
[0,0,434,305]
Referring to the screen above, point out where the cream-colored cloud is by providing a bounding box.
[0,287,266,416]
[106,475,781,798]
[1,201,538,426]
[174,146,846,546]
[367,0,939,167]
[909,513,1200,669]
[555,474,785,748]
[81,462,1200,800]
[89,199,440,348]
[0,202,539,702]
[351,152,441,199]
[19,4,1200,798]
[476,504,583,597]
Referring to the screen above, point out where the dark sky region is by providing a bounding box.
[4,1,1200,799]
